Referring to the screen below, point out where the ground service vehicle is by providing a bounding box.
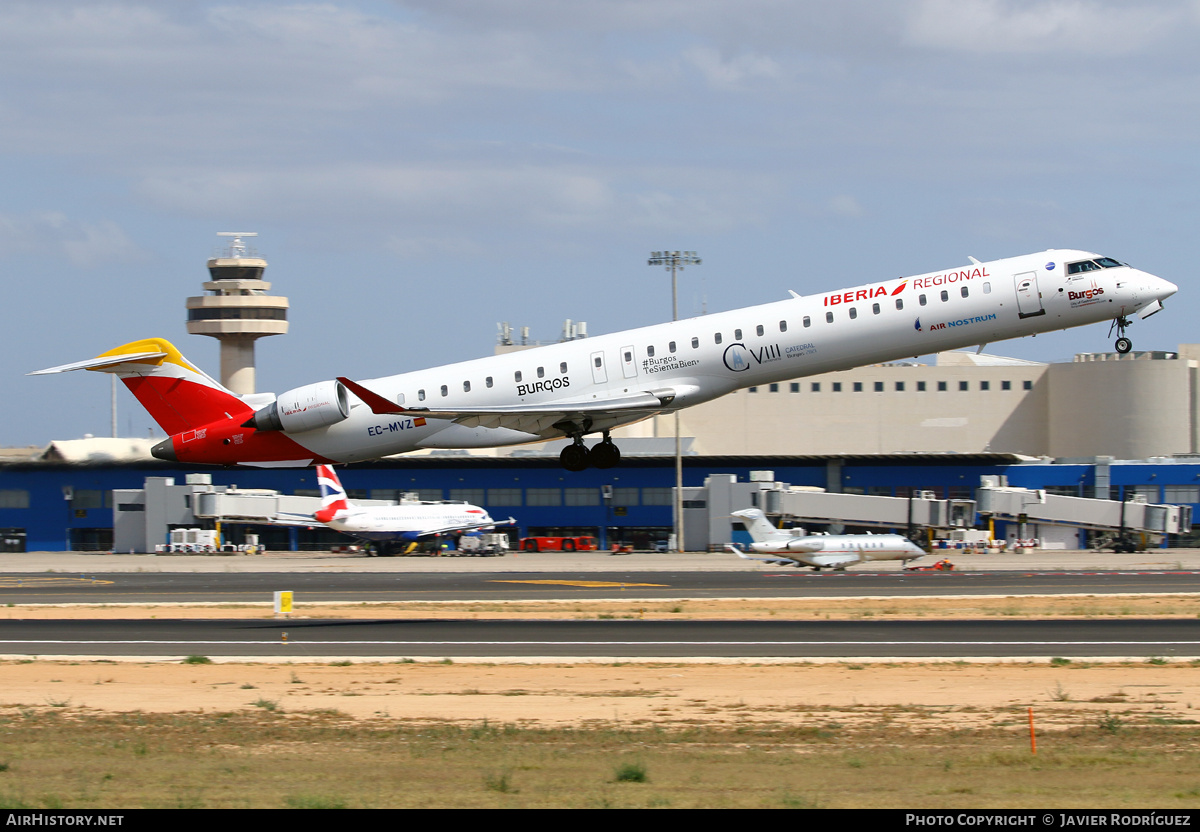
[519,536,599,552]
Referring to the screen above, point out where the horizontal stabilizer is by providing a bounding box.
[29,351,168,376]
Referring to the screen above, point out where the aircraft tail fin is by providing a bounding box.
[730,508,781,544]
[314,464,352,523]
[30,338,251,436]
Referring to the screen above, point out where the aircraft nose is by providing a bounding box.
[1150,274,1179,301]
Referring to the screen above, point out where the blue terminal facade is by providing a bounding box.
[2,453,1199,552]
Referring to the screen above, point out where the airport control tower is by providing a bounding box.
[185,232,289,395]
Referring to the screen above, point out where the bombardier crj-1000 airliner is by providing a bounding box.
[33,249,1177,471]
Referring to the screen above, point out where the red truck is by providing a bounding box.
[519,536,600,552]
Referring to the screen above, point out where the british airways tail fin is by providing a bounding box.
[30,338,251,436]
[314,464,352,523]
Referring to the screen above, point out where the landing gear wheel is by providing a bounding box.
[560,440,590,472]
[1109,315,1132,355]
[588,439,621,469]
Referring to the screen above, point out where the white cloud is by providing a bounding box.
[0,211,148,268]
[905,0,1186,54]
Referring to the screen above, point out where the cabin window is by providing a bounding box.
[872,303,880,315]
[849,307,858,320]
[463,381,471,392]
[895,298,904,311]
[714,333,722,344]
[961,286,969,298]
[983,282,992,294]
[515,371,522,383]
[803,316,811,327]
[647,346,655,357]
[560,362,567,374]
[919,294,927,306]
[826,311,834,323]
[537,366,545,378]
[395,393,405,405]
[691,337,699,349]
[756,325,764,336]
[418,389,426,401]
[734,329,743,340]
[779,320,787,332]
[940,290,949,302]
[623,350,632,362]
[486,376,493,388]
[669,341,676,353]
[440,385,448,397]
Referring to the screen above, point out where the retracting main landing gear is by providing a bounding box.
[1109,315,1133,354]
[560,437,589,472]
[558,432,622,472]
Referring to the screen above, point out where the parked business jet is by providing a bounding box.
[726,508,926,570]
[32,249,1176,470]
[276,464,513,556]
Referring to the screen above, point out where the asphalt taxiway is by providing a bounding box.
[4,549,1199,660]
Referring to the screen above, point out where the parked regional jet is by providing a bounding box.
[726,508,926,570]
[276,464,513,556]
[32,249,1176,471]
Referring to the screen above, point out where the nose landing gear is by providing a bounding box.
[1109,315,1133,354]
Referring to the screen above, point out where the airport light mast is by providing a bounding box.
[185,232,289,395]
[648,250,700,554]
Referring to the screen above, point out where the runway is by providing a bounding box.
[3,568,1200,604]
[1,618,1197,659]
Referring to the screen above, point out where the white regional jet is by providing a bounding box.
[32,249,1177,470]
[726,508,926,570]
[278,464,513,556]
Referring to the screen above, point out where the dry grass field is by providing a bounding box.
[1,594,1199,808]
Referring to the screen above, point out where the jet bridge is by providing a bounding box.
[760,488,975,531]
[975,486,1192,536]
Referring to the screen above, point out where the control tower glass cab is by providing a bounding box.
[185,232,289,396]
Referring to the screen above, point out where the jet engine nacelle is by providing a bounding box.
[243,380,351,433]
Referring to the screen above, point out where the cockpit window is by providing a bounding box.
[1067,258,1125,275]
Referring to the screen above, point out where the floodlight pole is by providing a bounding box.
[648,250,700,553]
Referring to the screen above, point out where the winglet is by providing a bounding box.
[336,377,405,415]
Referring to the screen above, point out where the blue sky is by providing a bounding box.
[5,0,1199,445]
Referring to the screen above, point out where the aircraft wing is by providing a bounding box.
[338,377,676,435]
[724,544,802,568]
[264,512,323,528]
[411,516,516,538]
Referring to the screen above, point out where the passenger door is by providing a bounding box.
[1014,272,1045,319]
